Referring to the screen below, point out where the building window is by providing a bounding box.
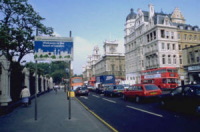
[162,55,165,64]
[184,34,187,40]
[179,55,182,64]
[172,44,175,50]
[189,35,192,40]
[194,35,197,40]
[166,31,169,38]
[162,43,165,50]
[171,32,174,39]
[195,50,199,63]
[178,33,180,39]
[178,44,181,50]
[150,33,153,41]
[168,55,171,64]
[161,30,165,38]
[153,31,156,39]
[167,43,170,50]
[190,52,194,63]
[173,55,176,64]
[185,45,188,48]
[147,34,150,42]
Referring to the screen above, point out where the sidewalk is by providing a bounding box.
[0,90,111,132]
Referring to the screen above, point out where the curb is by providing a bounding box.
[75,97,118,132]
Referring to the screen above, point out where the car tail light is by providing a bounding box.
[113,90,117,92]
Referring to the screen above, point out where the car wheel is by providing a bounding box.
[135,96,140,103]
[122,94,127,101]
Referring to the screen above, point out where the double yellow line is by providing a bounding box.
[75,97,118,132]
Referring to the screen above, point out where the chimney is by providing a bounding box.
[69,31,72,37]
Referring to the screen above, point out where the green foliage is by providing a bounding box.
[0,0,53,66]
[25,61,70,84]
[34,54,38,59]
[64,55,70,58]
[51,55,56,59]
[44,54,49,58]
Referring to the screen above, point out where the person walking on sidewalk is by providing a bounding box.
[20,86,31,107]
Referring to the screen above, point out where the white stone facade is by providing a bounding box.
[124,4,182,84]
[0,55,11,106]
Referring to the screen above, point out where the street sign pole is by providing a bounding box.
[35,60,38,120]
[68,60,71,120]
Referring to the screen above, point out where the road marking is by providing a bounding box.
[126,105,163,118]
[102,98,116,103]
[75,98,118,132]
[92,95,100,98]
[80,96,88,99]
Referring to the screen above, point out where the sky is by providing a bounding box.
[24,0,200,74]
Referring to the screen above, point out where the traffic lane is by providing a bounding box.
[77,92,200,132]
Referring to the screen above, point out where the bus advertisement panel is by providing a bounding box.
[141,67,179,89]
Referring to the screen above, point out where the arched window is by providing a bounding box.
[162,55,165,64]
[168,55,171,64]
[173,55,176,64]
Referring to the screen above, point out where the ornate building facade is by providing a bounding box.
[124,4,200,85]
[94,40,125,81]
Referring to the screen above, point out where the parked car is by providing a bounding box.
[122,84,162,103]
[104,85,124,97]
[74,86,89,96]
[159,84,200,115]
[121,84,130,89]
[87,85,95,91]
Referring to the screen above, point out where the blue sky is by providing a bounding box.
[26,0,200,74]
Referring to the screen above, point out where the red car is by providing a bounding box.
[122,84,162,103]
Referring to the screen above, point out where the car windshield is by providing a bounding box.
[80,87,87,90]
[116,85,124,89]
[144,85,159,90]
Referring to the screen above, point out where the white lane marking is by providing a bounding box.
[80,96,88,99]
[102,98,116,104]
[92,95,100,98]
[126,105,163,118]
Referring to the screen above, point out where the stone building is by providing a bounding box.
[94,40,125,81]
[124,4,200,85]
[182,44,200,84]
[82,46,101,82]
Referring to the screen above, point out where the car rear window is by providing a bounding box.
[144,85,159,90]
[80,87,87,90]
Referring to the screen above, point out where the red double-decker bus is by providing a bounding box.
[141,67,179,89]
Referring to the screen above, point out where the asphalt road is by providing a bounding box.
[77,92,200,132]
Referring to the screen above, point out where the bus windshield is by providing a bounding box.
[72,78,82,83]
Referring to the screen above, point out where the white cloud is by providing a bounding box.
[72,36,96,74]
[52,32,61,37]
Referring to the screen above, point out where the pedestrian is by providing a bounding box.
[53,85,58,94]
[20,86,31,107]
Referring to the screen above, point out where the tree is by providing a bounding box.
[0,0,53,66]
[25,61,70,84]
